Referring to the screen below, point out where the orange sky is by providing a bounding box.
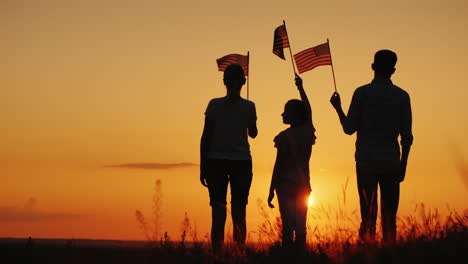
[2,0,468,241]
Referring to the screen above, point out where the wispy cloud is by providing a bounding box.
[105,162,198,170]
[453,153,468,192]
[0,208,89,222]
[449,140,468,192]
[0,198,90,222]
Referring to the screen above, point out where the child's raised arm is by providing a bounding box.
[295,74,312,123]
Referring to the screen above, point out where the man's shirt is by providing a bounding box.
[341,78,413,164]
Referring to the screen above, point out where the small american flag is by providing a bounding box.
[293,42,331,74]
[216,53,249,76]
[272,24,290,60]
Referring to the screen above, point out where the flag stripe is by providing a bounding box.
[296,56,330,65]
[272,24,290,60]
[296,60,332,74]
[273,39,289,46]
[216,54,249,76]
[295,58,332,74]
[293,42,332,74]
[295,55,331,65]
[298,56,331,66]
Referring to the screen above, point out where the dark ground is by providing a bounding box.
[1,234,467,264]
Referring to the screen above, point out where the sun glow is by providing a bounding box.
[307,195,313,207]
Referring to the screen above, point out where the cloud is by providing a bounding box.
[0,208,89,222]
[24,197,37,210]
[454,155,468,192]
[449,140,468,192]
[0,198,90,222]
[105,162,198,170]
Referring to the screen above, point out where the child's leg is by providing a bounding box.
[277,193,294,247]
[295,192,309,248]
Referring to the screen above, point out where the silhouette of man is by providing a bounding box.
[200,63,258,254]
[330,50,413,245]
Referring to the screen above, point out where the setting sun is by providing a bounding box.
[308,195,314,207]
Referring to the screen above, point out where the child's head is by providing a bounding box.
[223,64,246,90]
[282,99,307,126]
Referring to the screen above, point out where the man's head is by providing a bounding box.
[223,64,246,90]
[372,50,397,77]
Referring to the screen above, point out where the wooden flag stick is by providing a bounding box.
[247,51,250,99]
[327,38,338,92]
[283,20,298,77]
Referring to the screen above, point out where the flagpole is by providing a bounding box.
[247,51,250,100]
[327,38,338,92]
[283,20,298,77]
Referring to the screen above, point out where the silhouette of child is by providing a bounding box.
[268,74,316,249]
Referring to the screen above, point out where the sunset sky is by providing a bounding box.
[2,0,468,241]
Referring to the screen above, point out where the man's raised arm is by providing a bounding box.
[330,91,360,135]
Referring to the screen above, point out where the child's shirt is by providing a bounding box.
[274,123,315,194]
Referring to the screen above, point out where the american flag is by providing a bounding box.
[272,24,290,60]
[216,53,249,76]
[293,42,331,74]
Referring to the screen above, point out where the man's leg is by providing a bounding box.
[229,160,253,249]
[206,159,229,254]
[379,169,400,246]
[356,163,378,242]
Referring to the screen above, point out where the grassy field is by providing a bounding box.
[3,178,468,264]
[2,202,467,264]
[1,222,467,264]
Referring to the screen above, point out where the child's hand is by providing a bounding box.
[295,73,303,89]
[267,190,275,208]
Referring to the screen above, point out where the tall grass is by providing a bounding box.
[152,179,162,242]
[135,179,164,246]
[400,203,468,241]
[135,179,201,247]
[134,177,467,264]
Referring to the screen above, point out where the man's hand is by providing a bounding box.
[330,92,341,110]
[295,73,303,89]
[267,190,275,208]
[399,161,407,183]
[200,173,208,188]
